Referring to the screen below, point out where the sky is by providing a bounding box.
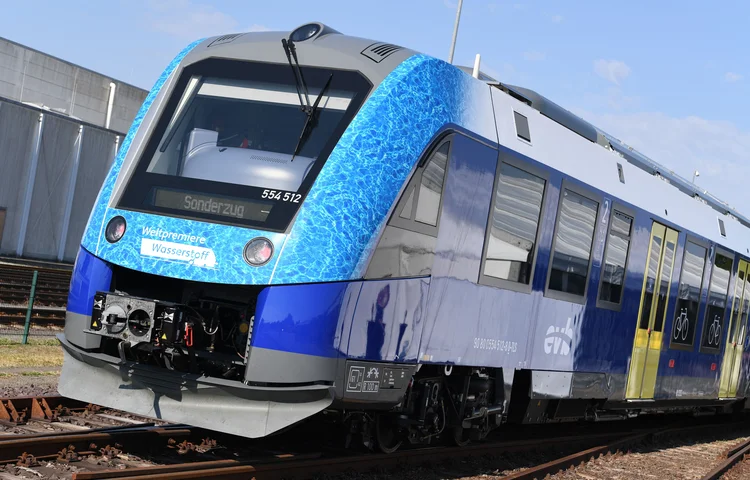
[2,0,749,214]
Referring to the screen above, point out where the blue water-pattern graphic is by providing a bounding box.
[81,51,491,284]
[271,55,485,282]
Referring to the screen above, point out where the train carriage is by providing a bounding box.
[59,22,750,450]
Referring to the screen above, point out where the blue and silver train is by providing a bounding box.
[59,22,750,450]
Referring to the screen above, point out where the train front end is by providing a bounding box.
[58,23,489,438]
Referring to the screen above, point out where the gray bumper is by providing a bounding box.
[56,334,334,438]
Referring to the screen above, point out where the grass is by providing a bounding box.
[0,338,59,346]
[0,344,63,368]
[0,371,60,378]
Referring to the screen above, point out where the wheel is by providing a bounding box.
[452,425,471,447]
[375,415,403,454]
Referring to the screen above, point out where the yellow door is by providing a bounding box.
[626,223,678,399]
[719,260,750,397]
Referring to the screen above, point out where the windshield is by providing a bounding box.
[118,58,371,231]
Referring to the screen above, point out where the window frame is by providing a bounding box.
[544,179,603,305]
[115,57,373,233]
[595,203,636,311]
[698,246,735,354]
[388,135,452,237]
[478,152,551,294]
[668,236,709,352]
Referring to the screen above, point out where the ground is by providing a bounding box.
[0,338,62,398]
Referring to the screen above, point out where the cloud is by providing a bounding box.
[523,51,545,62]
[146,0,238,39]
[594,59,631,85]
[488,3,498,13]
[551,14,564,23]
[583,87,640,111]
[574,109,750,211]
[725,72,743,83]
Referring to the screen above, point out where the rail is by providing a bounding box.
[700,436,750,480]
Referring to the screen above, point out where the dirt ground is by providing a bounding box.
[0,339,62,397]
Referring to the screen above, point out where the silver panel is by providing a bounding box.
[530,371,623,400]
[244,347,338,384]
[64,311,102,349]
[58,336,332,438]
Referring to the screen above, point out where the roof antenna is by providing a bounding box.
[472,54,481,79]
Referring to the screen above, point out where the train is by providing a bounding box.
[59,22,750,452]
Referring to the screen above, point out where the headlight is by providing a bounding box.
[243,237,274,266]
[290,23,320,42]
[105,216,127,243]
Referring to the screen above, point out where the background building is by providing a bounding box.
[0,37,148,264]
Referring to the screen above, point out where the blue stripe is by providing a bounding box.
[67,247,112,316]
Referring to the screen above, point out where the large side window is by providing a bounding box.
[670,240,707,349]
[390,140,450,236]
[479,160,546,292]
[547,187,599,302]
[700,251,733,351]
[597,209,633,308]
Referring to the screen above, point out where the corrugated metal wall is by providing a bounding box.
[0,99,120,263]
[0,37,147,133]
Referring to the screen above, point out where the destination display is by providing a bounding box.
[152,188,273,222]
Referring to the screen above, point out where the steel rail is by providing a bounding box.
[0,426,193,463]
[70,430,630,480]
[700,437,750,480]
[499,420,750,480]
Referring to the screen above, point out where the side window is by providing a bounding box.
[598,209,633,307]
[415,146,448,226]
[670,241,707,349]
[547,188,599,301]
[480,161,546,290]
[700,251,733,351]
[390,140,450,235]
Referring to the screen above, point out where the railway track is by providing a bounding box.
[0,262,71,325]
[4,395,750,480]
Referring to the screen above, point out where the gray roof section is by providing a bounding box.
[181,23,418,93]
[486,81,750,229]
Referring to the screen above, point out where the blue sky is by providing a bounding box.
[2,0,749,213]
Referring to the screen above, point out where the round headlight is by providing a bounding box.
[105,216,127,243]
[290,23,320,42]
[243,238,274,266]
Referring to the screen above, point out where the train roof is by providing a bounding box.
[472,76,750,231]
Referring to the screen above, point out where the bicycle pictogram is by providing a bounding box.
[707,315,722,346]
[673,308,689,341]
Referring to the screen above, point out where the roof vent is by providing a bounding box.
[208,33,244,48]
[361,43,403,63]
[495,83,598,143]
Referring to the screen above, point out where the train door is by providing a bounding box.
[719,260,750,397]
[626,222,678,399]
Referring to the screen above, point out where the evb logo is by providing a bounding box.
[544,318,573,356]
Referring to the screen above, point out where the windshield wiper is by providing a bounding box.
[290,73,333,161]
[281,38,311,115]
[282,37,334,161]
